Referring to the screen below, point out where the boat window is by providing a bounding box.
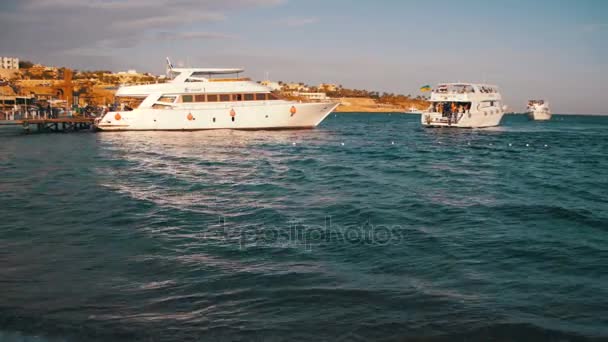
[152,103,172,109]
[182,95,193,103]
[207,94,218,102]
[220,94,230,102]
[431,101,472,115]
[434,85,480,94]
[194,94,206,102]
[479,101,492,108]
[268,93,280,100]
[191,72,211,78]
[158,96,176,103]
[234,94,243,101]
[255,93,266,101]
[244,94,255,101]
[115,96,144,110]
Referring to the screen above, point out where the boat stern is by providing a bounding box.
[421,111,458,127]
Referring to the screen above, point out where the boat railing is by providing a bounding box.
[207,78,251,82]
[425,110,468,125]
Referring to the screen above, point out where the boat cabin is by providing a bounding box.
[528,100,545,106]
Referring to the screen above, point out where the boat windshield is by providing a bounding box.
[112,96,143,111]
[435,84,476,94]
[435,84,498,94]
[185,72,249,83]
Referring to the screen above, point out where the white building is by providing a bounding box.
[293,92,329,101]
[318,83,338,92]
[260,80,281,91]
[1,57,19,70]
[284,83,309,91]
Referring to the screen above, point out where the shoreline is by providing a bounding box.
[334,111,421,114]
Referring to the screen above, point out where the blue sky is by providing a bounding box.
[1,0,607,113]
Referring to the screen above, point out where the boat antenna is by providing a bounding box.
[165,57,174,80]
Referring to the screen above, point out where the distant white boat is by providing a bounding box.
[406,106,422,114]
[95,60,339,131]
[421,83,506,128]
[527,100,551,121]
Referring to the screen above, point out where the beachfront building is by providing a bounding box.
[318,83,338,92]
[260,80,281,91]
[25,64,59,79]
[1,57,19,70]
[284,83,309,91]
[292,92,329,101]
[117,69,139,75]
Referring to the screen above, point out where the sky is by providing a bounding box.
[1,0,607,114]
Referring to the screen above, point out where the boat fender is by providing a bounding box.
[114,113,121,121]
[187,113,194,121]
[290,106,297,116]
[230,108,236,117]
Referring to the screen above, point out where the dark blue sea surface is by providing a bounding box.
[0,114,607,341]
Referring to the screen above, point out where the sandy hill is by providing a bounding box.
[336,97,427,113]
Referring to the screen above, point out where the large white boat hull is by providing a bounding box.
[96,102,339,131]
[421,109,504,128]
[527,110,552,121]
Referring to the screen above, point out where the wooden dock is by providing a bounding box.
[11,118,96,133]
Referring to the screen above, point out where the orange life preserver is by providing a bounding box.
[230,108,236,117]
[114,113,121,120]
[290,106,297,116]
[187,113,194,121]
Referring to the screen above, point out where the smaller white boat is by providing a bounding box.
[406,106,422,114]
[527,100,551,121]
[421,83,506,128]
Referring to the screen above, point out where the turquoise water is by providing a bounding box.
[0,114,607,341]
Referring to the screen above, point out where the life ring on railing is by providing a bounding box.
[290,106,297,116]
[230,108,236,117]
[114,113,121,121]
[187,113,194,121]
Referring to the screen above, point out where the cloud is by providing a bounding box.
[0,0,282,62]
[155,31,237,41]
[275,16,319,27]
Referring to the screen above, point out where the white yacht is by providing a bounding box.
[421,83,506,128]
[95,61,339,131]
[527,100,551,121]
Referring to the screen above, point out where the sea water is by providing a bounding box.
[0,114,606,341]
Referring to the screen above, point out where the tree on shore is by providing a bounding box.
[19,60,34,69]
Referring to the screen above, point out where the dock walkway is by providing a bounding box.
[2,118,96,133]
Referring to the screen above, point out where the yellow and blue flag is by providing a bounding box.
[420,85,432,92]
